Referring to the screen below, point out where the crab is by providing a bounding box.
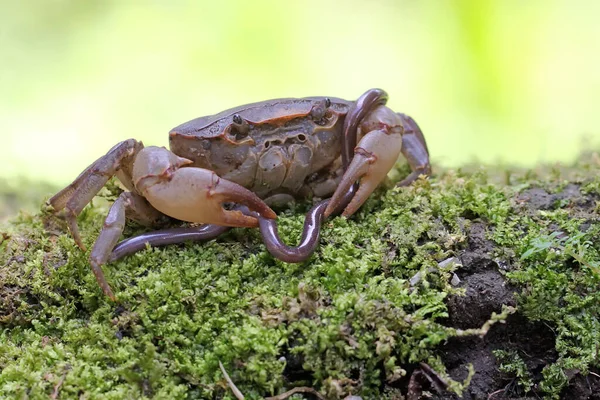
[48,89,431,300]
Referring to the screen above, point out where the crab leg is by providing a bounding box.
[89,192,165,300]
[396,113,431,187]
[48,139,143,251]
[132,146,276,228]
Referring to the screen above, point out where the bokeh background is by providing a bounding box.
[1,0,599,188]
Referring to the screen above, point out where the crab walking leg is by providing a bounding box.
[324,105,405,218]
[133,146,276,227]
[48,139,143,251]
[396,113,431,187]
[88,192,164,300]
[90,195,125,300]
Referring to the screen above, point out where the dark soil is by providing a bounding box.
[413,185,600,400]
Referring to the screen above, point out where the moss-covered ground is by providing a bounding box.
[1,154,599,399]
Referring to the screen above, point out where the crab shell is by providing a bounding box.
[168,97,354,200]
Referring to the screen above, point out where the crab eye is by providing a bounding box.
[325,98,331,108]
[231,114,250,139]
[235,131,248,141]
[310,105,325,120]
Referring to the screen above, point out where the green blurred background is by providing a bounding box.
[1,0,599,188]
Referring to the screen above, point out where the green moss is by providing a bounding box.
[498,221,600,398]
[1,154,599,398]
[489,157,600,398]
[493,349,534,393]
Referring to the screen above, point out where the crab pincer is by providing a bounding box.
[133,146,276,228]
[324,99,431,219]
[324,106,405,218]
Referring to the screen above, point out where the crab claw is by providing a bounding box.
[324,129,403,218]
[133,146,276,228]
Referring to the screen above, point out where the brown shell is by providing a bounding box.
[169,96,352,138]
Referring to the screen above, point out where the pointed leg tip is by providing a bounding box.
[97,279,117,301]
[77,241,88,252]
[66,213,88,251]
[323,205,333,218]
[73,230,87,251]
[90,260,116,301]
[323,199,339,219]
[102,284,117,301]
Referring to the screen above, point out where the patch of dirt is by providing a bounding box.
[407,192,596,400]
[561,372,600,400]
[436,315,557,400]
[515,183,598,219]
[458,222,499,274]
[425,220,556,400]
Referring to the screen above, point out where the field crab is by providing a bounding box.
[48,89,431,300]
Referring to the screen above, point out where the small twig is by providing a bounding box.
[419,362,449,393]
[406,370,423,400]
[589,371,600,379]
[265,387,326,400]
[487,388,505,399]
[219,361,245,400]
[50,370,68,400]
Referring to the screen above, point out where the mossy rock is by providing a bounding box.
[1,155,599,399]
